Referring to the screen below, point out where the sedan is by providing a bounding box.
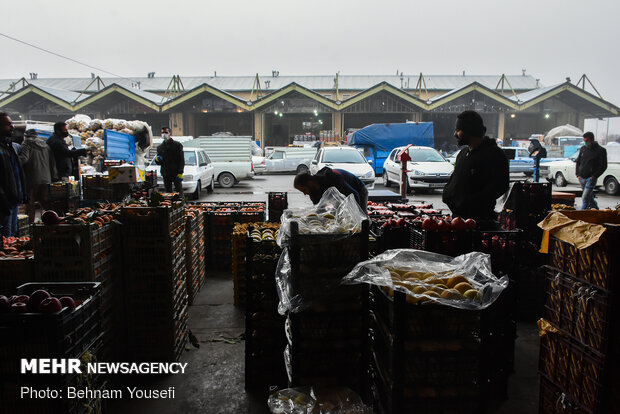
[382,146,453,193]
[146,148,215,199]
[310,146,376,189]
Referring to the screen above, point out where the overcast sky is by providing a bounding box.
[1,0,619,135]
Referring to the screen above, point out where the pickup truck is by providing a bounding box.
[262,147,317,174]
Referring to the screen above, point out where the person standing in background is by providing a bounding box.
[19,129,57,222]
[155,126,185,197]
[576,132,607,210]
[0,112,26,237]
[47,121,88,180]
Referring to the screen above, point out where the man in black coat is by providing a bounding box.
[442,110,509,225]
[155,126,185,196]
[576,132,607,210]
[47,121,88,179]
[0,112,26,237]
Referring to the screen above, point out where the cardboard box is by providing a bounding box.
[108,166,145,184]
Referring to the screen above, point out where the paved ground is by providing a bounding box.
[107,173,618,413]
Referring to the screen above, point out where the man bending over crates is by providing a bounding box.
[294,167,368,212]
[154,126,184,197]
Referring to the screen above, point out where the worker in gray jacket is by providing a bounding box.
[19,129,57,221]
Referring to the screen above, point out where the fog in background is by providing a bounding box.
[2,0,619,138]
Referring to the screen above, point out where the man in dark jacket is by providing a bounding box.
[0,112,26,237]
[155,126,185,196]
[442,110,509,224]
[294,167,368,211]
[19,129,57,221]
[47,121,88,179]
[576,132,607,210]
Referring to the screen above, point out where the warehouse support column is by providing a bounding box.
[254,112,263,147]
[170,113,184,136]
[333,112,343,142]
[497,113,505,141]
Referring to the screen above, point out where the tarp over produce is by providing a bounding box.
[348,122,434,151]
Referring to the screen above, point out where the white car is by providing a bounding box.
[146,148,215,199]
[252,155,266,175]
[310,146,376,189]
[382,146,453,193]
[547,152,620,195]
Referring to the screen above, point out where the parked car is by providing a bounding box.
[310,146,376,189]
[146,148,215,199]
[251,142,266,175]
[382,146,453,192]
[263,147,317,174]
[501,146,562,175]
[546,150,620,195]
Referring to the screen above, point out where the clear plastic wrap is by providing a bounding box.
[342,248,508,309]
[277,187,366,247]
[268,386,372,414]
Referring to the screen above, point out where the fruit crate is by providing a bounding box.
[409,228,475,257]
[17,214,29,237]
[474,229,523,275]
[539,332,608,414]
[539,374,593,414]
[544,267,613,356]
[284,220,369,307]
[119,204,184,238]
[33,222,116,260]
[185,212,205,304]
[48,181,80,200]
[547,224,619,292]
[1,335,105,414]
[0,282,101,376]
[49,197,80,216]
[268,192,288,210]
[0,257,34,294]
[372,225,410,254]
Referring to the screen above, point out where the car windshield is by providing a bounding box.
[408,148,446,162]
[184,152,197,166]
[322,149,366,163]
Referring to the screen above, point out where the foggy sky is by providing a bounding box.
[2,0,619,134]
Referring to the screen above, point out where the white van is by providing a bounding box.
[185,136,253,188]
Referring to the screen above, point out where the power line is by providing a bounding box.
[0,31,136,81]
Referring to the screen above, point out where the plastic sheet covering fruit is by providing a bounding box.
[342,249,508,309]
[277,187,366,247]
[267,386,372,414]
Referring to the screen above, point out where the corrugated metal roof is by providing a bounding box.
[0,74,542,94]
[33,85,83,103]
[510,83,564,102]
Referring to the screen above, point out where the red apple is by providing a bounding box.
[464,219,477,230]
[59,297,76,310]
[41,210,60,225]
[39,297,63,313]
[422,217,438,231]
[11,302,28,312]
[0,295,10,311]
[28,290,51,312]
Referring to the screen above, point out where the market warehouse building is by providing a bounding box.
[0,73,617,147]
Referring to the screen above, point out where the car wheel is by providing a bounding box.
[555,172,567,187]
[296,164,309,174]
[207,176,214,192]
[218,172,235,188]
[191,181,201,200]
[604,177,619,195]
[383,170,391,187]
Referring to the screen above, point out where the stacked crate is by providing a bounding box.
[539,218,619,413]
[0,282,103,414]
[283,220,369,393]
[268,192,288,222]
[369,286,484,414]
[17,214,29,237]
[184,208,206,305]
[48,182,80,215]
[232,223,249,307]
[119,204,188,362]
[244,225,286,395]
[32,222,119,360]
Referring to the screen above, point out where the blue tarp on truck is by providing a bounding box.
[348,122,434,174]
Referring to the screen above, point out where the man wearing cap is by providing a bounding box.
[442,110,509,226]
[576,131,607,210]
[19,129,57,221]
[0,112,26,237]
